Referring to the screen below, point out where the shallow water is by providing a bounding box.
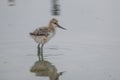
[0,0,120,80]
[0,40,120,80]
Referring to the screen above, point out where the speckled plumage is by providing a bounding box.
[29,18,66,61]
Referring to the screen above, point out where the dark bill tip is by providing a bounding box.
[56,23,67,30]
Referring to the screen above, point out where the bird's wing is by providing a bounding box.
[30,27,49,36]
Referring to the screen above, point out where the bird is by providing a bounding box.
[30,18,66,61]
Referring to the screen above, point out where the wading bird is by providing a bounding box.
[30,18,66,61]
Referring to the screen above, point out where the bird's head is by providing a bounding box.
[50,18,66,30]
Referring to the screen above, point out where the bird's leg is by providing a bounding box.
[40,44,44,62]
[37,43,41,61]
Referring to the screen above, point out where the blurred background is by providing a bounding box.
[0,0,120,80]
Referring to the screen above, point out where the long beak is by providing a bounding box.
[56,23,67,30]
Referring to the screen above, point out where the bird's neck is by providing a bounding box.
[48,23,56,31]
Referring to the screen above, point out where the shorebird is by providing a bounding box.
[30,18,66,61]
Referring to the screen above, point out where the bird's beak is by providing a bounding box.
[55,23,67,30]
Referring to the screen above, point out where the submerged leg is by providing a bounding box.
[40,44,44,61]
[37,43,41,61]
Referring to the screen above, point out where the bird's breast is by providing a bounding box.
[47,30,56,40]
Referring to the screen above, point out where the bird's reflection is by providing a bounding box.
[30,60,64,80]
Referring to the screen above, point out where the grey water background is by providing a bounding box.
[0,0,120,80]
